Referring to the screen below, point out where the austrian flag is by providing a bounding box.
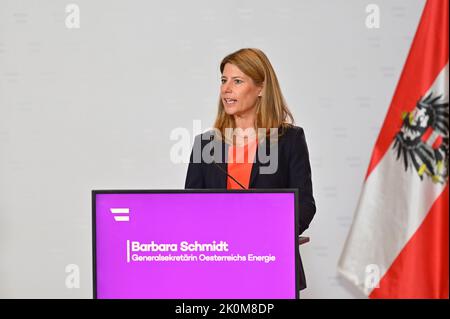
[338,0,449,298]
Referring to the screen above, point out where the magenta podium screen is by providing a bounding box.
[93,190,299,299]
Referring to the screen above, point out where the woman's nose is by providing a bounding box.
[222,82,232,93]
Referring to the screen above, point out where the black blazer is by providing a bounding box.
[184,125,316,290]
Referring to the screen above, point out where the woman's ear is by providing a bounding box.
[258,82,264,97]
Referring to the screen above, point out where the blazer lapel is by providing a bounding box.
[249,141,263,188]
[217,140,228,188]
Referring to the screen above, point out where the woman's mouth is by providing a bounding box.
[224,98,237,105]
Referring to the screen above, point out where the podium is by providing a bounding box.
[93,189,300,299]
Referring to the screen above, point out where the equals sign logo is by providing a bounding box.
[110,208,130,222]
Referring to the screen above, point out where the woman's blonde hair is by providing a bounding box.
[213,48,294,143]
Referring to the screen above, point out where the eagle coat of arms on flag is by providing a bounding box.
[393,93,449,184]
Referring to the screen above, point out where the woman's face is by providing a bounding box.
[220,63,262,117]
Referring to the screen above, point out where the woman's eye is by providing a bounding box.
[234,79,243,84]
[221,79,226,84]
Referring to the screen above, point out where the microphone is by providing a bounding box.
[210,134,246,190]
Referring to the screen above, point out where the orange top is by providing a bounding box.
[227,138,258,189]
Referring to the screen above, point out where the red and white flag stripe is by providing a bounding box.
[338,0,449,298]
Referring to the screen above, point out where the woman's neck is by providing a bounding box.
[233,107,256,131]
[232,126,257,147]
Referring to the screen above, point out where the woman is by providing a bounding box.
[185,48,316,291]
